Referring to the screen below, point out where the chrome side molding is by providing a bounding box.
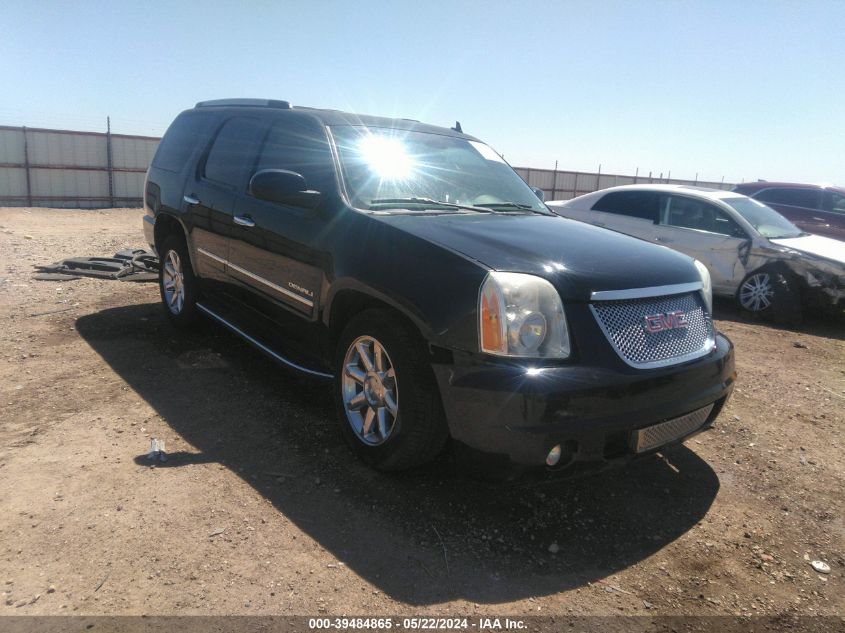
[197,247,227,265]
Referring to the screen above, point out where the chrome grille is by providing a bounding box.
[631,404,714,453]
[590,292,714,368]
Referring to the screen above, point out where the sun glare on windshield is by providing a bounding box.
[357,135,414,180]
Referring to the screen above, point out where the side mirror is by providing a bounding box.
[249,169,321,209]
[531,187,545,202]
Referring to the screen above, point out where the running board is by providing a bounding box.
[196,303,334,380]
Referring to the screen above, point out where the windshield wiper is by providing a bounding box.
[368,197,492,213]
[479,202,552,215]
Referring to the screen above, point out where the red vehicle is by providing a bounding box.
[732,182,845,242]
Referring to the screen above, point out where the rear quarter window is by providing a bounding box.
[151,112,215,173]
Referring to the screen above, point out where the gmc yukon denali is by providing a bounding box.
[143,98,735,477]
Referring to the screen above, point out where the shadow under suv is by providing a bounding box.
[143,98,735,478]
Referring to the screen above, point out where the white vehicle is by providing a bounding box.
[548,185,845,320]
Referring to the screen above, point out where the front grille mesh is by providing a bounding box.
[591,292,713,368]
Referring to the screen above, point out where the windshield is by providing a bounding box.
[329,125,548,213]
[722,197,803,239]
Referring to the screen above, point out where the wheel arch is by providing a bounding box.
[738,260,807,298]
[323,282,435,349]
[153,213,197,272]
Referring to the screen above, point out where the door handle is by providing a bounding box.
[183,195,200,205]
[655,236,670,243]
[233,215,255,228]
[593,221,605,227]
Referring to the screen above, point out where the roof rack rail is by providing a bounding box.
[195,98,291,109]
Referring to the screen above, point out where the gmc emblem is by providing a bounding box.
[644,310,689,333]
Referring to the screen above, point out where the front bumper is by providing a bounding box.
[432,333,735,476]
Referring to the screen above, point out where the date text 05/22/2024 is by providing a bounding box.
[308,617,527,630]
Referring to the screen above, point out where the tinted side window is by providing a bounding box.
[755,188,821,209]
[823,191,845,215]
[591,191,659,221]
[152,112,215,173]
[254,120,334,193]
[203,117,267,188]
[660,195,745,237]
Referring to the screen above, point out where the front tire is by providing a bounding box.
[158,235,199,327]
[736,268,801,325]
[334,310,448,471]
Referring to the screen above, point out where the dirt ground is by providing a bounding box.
[0,207,842,619]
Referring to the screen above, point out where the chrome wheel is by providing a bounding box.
[162,249,186,315]
[341,335,398,446]
[739,272,774,312]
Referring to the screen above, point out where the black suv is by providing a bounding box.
[143,98,735,476]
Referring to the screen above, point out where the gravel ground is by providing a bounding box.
[0,207,842,619]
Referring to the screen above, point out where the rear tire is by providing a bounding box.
[158,235,200,327]
[334,309,448,471]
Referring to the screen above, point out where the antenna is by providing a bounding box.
[451,121,463,133]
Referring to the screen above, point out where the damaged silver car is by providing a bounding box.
[548,185,845,320]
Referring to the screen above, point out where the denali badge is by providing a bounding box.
[288,282,314,298]
[644,310,689,333]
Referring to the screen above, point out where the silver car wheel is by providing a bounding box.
[162,250,186,315]
[739,272,774,312]
[341,335,399,446]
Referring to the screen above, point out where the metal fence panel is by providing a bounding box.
[28,130,106,167]
[526,169,555,189]
[597,174,620,189]
[0,128,25,163]
[113,171,146,199]
[0,166,27,197]
[574,172,597,193]
[554,171,577,191]
[111,136,159,170]
[30,168,109,198]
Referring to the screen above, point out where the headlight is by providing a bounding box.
[479,272,570,358]
[693,259,713,314]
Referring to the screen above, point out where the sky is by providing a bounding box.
[2,0,844,184]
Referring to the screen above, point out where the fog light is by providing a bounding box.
[546,444,562,466]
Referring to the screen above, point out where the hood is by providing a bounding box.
[770,234,845,266]
[374,213,700,302]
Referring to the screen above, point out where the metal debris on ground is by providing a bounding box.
[33,249,158,282]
